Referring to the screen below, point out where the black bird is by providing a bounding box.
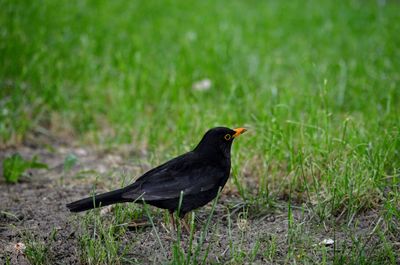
[66,127,246,229]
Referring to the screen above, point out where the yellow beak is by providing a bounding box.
[232,128,247,138]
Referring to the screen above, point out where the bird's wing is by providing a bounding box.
[121,153,225,201]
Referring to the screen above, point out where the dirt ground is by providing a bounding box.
[0,142,396,264]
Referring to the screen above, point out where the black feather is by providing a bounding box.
[66,188,129,212]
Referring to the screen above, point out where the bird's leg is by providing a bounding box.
[180,214,191,234]
[169,211,176,233]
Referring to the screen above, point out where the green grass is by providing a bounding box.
[22,232,51,265]
[1,0,399,263]
[78,207,132,265]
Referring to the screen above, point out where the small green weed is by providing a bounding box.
[23,236,50,265]
[63,153,78,172]
[78,205,137,265]
[2,154,47,183]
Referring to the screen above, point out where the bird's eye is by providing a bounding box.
[224,134,231,141]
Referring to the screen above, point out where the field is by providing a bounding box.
[1,0,399,264]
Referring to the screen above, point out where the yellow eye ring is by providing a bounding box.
[224,134,232,141]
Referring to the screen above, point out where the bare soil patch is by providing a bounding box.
[0,144,394,264]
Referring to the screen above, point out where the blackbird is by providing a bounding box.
[66,127,246,229]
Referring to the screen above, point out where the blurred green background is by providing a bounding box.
[1,0,399,207]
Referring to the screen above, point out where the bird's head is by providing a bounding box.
[194,127,247,157]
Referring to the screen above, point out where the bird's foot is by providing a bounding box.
[180,218,191,234]
[127,219,151,230]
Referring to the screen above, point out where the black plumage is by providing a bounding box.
[66,127,246,220]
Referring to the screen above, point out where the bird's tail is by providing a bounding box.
[66,188,129,212]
